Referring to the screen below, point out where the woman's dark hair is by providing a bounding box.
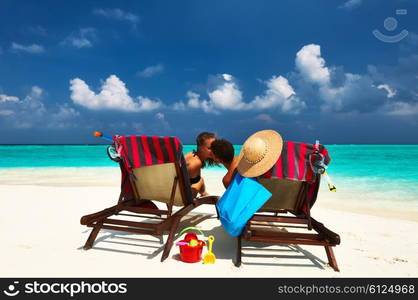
[211,139,234,164]
[193,131,216,168]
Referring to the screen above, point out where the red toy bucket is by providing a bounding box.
[176,228,206,263]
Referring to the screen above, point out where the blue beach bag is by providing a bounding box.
[216,173,272,237]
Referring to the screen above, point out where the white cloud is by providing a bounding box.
[377,84,397,98]
[339,0,362,10]
[222,74,232,81]
[71,39,92,48]
[383,102,418,116]
[267,76,296,99]
[0,86,46,128]
[61,28,96,49]
[52,103,80,120]
[208,76,244,110]
[11,42,45,54]
[93,8,139,26]
[186,91,214,113]
[296,44,330,85]
[0,94,20,102]
[69,74,162,112]
[47,104,81,129]
[294,44,390,113]
[172,101,186,111]
[318,71,386,113]
[255,114,276,124]
[137,64,164,78]
[155,112,165,120]
[0,86,83,129]
[0,110,14,116]
[137,96,162,111]
[182,73,303,114]
[21,86,46,113]
[247,76,305,114]
[155,112,170,130]
[317,73,362,111]
[182,75,243,113]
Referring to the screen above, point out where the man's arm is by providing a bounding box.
[222,170,236,189]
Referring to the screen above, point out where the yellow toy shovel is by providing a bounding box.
[203,235,216,264]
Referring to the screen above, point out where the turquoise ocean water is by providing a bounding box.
[1,145,417,207]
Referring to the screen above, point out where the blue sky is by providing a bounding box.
[1,0,417,144]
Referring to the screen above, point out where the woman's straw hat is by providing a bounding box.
[237,130,283,178]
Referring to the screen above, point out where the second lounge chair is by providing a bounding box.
[235,141,341,271]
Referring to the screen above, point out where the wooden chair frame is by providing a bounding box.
[235,181,340,271]
[80,161,218,262]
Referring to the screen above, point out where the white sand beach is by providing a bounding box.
[0,168,417,278]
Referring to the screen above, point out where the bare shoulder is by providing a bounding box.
[184,152,194,160]
[185,152,202,171]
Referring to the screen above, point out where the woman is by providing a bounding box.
[185,132,216,197]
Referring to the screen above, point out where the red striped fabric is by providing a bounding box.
[152,136,164,164]
[275,154,283,178]
[259,140,331,213]
[298,143,307,181]
[174,137,180,152]
[113,134,193,205]
[140,135,152,166]
[114,135,182,171]
[261,141,330,183]
[130,135,141,168]
[287,141,295,179]
[164,136,175,162]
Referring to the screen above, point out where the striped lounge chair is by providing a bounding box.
[235,141,341,271]
[80,135,218,262]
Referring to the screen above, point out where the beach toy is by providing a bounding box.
[322,171,336,192]
[176,227,206,263]
[176,242,189,246]
[189,239,199,247]
[93,131,114,143]
[310,140,337,192]
[203,235,216,264]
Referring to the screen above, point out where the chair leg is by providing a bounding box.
[325,246,339,272]
[235,236,242,267]
[161,216,181,262]
[83,224,102,250]
[215,205,220,220]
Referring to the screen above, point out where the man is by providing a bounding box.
[185,132,216,197]
[210,138,238,189]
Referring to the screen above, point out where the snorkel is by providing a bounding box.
[93,131,113,143]
[93,131,121,162]
[309,140,337,192]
